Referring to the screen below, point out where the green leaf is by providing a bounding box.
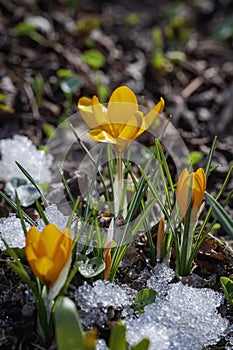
[97,83,109,103]
[152,27,164,50]
[0,190,37,226]
[0,103,13,113]
[14,21,44,43]
[131,338,150,350]
[15,161,48,206]
[77,15,101,34]
[15,191,27,235]
[220,277,233,305]
[188,151,203,166]
[109,322,127,350]
[78,257,105,278]
[82,49,106,70]
[30,76,44,106]
[204,136,217,179]
[42,123,56,138]
[56,69,73,79]
[152,52,165,70]
[0,94,13,113]
[163,3,187,18]
[125,13,140,26]
[59,168,76,206]
[14,21,37,36]
[205,191,233,238]
[60,77,83,94]
[212,16,233,41]
[35,199,50,225]
[166,50,186,63]
[55,297,84,350]
[135,288,157,313]
[4,247,26,260]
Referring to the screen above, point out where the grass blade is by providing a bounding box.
[59,167,75,206]
[204,136,217,179]
[0,190,37,226]
[205,191,233,238]
[15,161,48,206]
[35,199,50,225]
[15,191,27,235]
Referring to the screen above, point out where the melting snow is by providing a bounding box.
[0,204,80,250]
[0,135,53,183]
[75,264,229,350]
[0,214,29,250]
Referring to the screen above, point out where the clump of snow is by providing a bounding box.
[0,214,29,250]
[74,264,228,349]
[75,280,136,328]
[126,264,228,350]
[0,204,80,250]
[75,265,228,349]
[37,204,72,231]
[37,204,81,241]
[95,339,108,350]
[225,325,233,350]
[76,280,136,311]
[0,135,53,184]
[146,263,175,295]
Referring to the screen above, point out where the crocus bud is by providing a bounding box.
[25,224,73,289]
[176,168,206,220]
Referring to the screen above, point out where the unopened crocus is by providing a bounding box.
[176,168,206,220]
[104,241,112,280]
[25,224,73,289]
[156,217,165,262]
[78,86,164,155]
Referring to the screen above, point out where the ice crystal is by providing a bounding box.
[0,135,53,183]
[0,214,29,250]
[126,265,228,350]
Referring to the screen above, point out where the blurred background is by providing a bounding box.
[0,0,232,204]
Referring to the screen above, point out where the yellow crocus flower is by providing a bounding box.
[176,168,206,219]
[78,86,164,154]
[25,224,73,289]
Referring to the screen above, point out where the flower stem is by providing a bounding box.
[114,152,124,217]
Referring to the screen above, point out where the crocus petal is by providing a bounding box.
[78,97,96,128]
[108,86,138,125]
[26,226,41,249]
[88,128,117,144]
[177,185,189,219]
[92,95,108,126]
[176,169,192,218]
[25,244,39,262]
[118,111,144,140]
[25,224,73,288]
[142,97,165,130]
[54,228,72,262]
[78,86,165,153]
[40,239,71,287]
[192,168,206,209]
[37,224,64,258]
[48,255,72,300]
[31,256,54,286]
[176,168,206,220]
[177,168,190,189]
[195,168,206,190]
